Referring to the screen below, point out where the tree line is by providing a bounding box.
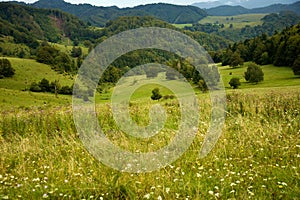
[215,22,300,75]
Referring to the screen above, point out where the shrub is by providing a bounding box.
[229,77,241,89]
[244,63,264,83]
[30,82,41,92]
[0,58,15,77]
[151,88,162,101]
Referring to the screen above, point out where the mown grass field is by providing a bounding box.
[198,14,266,29]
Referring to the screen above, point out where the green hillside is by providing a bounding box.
[0,1,299,199]
[0,88,71,110]
[0,2,100,45]
[0,57,74,91]
[32,0,208,26]
[185,11,300,42]
[206,1,300,16]
[220,64,300,89]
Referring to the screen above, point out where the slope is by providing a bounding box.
[0,2,100,45]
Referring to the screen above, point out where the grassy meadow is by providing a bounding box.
[173,24,193,29]
[220,64,300,89]
[1,86,299,199]
[198,14,266,29]
[0,57,74,91]
[0,57,300,199]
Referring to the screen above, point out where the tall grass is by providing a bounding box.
[0,88,299,199]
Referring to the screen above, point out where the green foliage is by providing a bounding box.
[229,77,241,89]
[229,52,244,68]
[39,78,50,92]
[99,66,122,84]
[198,79,208,92]
[29,82,41,92]
[71,46,82,58]
[222,22,300,75]
[36,45,59,65]
[244,63,264,83]
[30,78,72,95]
[292,54,300,75]
[36,43,74,73]
[151,87,162,100]
[0,58,15,78]
[59,85,72,95]
[54,52,74,72]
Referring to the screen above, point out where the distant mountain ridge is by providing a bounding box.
[192,0,299,9]
[30,0,207,27]
[206,1,300,16]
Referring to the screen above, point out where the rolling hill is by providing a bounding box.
[32,0,208,26]
[192,0,299,9]
[206,1,300,16]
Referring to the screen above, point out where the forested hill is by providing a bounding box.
[222,23,300,75]
[185,11,300,42]
[0,1,230,52]
[98,16,231,51]
[206,1,300,16]
[192,0,299,9]
[0,2,100,45]
[32,0,207,26]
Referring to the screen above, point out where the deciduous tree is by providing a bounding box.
[244,63,264,83]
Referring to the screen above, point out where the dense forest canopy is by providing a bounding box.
[98,16,231,51]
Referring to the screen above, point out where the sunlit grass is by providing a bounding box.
[172,24,192,29]
[0,88,71,111]
[199,14,267,29]
[220,63,300,89]
[0,57,74,91]
[1,87,299,199]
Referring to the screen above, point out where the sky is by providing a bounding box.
[0,0,210,8]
